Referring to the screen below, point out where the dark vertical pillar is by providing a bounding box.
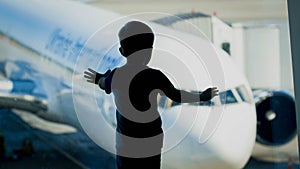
[287,0,300,161]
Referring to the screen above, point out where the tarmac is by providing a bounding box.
[0,108,115,169]
[0,108,299,169]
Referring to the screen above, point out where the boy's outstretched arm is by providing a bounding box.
[166,87,219,103]
[199,87,219,101]
[84,68,111,85]
[157,70,218,102]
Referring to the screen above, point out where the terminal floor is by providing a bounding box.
[0,109,298,169]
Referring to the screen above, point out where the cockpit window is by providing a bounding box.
[236,85,252,103]
[219,90,238,104]
[189,100,215,106]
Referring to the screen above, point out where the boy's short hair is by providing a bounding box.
[118,21,154,56]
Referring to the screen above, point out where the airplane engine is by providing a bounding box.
[253,90,296,146]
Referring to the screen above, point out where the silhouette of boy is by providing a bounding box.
[84,21,218,169]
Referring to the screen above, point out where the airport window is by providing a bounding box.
[0,1,298,169]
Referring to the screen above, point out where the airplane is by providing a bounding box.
[0,0,296,169]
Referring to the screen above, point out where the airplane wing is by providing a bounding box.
[0,92,47,113]
[0,60,68,115]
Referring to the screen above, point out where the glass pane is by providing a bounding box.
[0,1,297,169]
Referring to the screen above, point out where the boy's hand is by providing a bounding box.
[84,68,111,84]
[200,87,219,101]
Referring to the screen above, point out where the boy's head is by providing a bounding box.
[118,21,154,57]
